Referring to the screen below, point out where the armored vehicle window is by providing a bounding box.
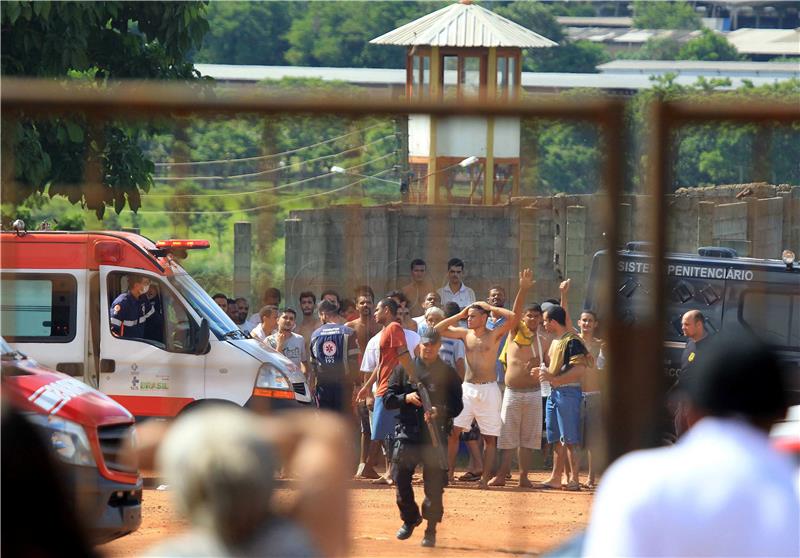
[740,290,799,350]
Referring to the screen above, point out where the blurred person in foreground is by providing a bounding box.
[583,333,799,557]
[144,406,350,558]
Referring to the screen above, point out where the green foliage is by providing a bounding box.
[284,2,442,68]
[618,36,683,60]
[527,40,610,73]
[1,1,209,218]
[632,1,701,30]
[493,1,564,43]
[545,1,596,17]
[194,2,291,65]
[678,29,741,61]
[495,1,609,73]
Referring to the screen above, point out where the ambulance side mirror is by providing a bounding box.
[194,318,210,355]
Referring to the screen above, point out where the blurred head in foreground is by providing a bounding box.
[684,331,789,431]
[157,406,277,546]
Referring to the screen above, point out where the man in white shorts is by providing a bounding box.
[490,303,550,487]
[434,269,533,488]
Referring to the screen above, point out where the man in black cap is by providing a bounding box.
[583,332,797,557]
[383,325,463,548]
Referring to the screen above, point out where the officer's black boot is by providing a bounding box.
[396,517,422,540]
[421,523,437,547]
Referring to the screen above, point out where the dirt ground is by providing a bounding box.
[101,471,593,557]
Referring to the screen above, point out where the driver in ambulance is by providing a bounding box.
[110,274,151,339]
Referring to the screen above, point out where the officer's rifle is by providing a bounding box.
[412,362,449,471]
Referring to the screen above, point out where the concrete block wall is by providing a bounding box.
[282,183,798,313]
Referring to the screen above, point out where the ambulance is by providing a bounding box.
[583,243,800,403]
[2,336,141,543]
[0,227,312,417]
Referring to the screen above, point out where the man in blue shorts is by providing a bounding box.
[537,305,589,491]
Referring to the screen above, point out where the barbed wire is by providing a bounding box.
[137,167,396,215]
[152,134,396,182]
[146,152,396,199]
[152,121,387,167]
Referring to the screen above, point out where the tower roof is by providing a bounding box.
[370,1,557,49]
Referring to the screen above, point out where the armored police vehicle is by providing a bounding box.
[584,243,800,403]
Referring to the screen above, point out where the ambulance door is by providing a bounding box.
[99,266,205,418]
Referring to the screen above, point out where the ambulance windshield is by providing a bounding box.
[168,269,246,339]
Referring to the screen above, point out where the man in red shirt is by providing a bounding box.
[357,298,415,484]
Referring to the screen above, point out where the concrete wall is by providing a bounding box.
[281,183,798,313]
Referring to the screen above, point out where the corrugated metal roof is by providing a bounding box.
[726,28,800,56]
[196,63,796,92]
[598,60,800,77]
[370,1,557,48]
[556,16,633,28]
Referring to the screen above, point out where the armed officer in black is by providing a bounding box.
[383,326,463,548]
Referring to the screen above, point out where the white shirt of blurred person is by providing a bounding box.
[250,306,279,344]
[147,405,350,558]
[437,258,476,309]
[266,309,308,375]
[413,292,441,329]
[485,285,508,385]
[434,269,532,488]
[244,287,282,333]
[401,258,435,318]
[212,293,228,313]
[583,333,798,558]
[296,291,322,348]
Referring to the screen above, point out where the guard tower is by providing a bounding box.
[371,0,556,205]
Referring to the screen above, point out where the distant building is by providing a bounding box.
[196,61,799,95]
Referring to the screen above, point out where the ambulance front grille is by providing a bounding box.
[292,382,307,396]
[98,424,138,474]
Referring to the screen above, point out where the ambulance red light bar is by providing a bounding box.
[155,239,210,249]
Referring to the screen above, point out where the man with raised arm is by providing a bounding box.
[433,269,533,488]
[489,302,550,487]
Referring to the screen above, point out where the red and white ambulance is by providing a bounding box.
[1,229,312,417]
[2,336,142,542]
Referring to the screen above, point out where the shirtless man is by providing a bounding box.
[296,291,322,349]
[346,292,383,479]
[489,303,552,487]
[400,259,435,318]
[434,269,533,488]
[578,310,604,487]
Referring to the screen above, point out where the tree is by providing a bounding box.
[494,1,609,73]
[620,36,683,60]
[527,40,610,73]
[284,2,441,68]
[632,1,701,30]
[193,2,291,65]
[678,29,741,61]
[493,1,565,44]
[1,1,209,218]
